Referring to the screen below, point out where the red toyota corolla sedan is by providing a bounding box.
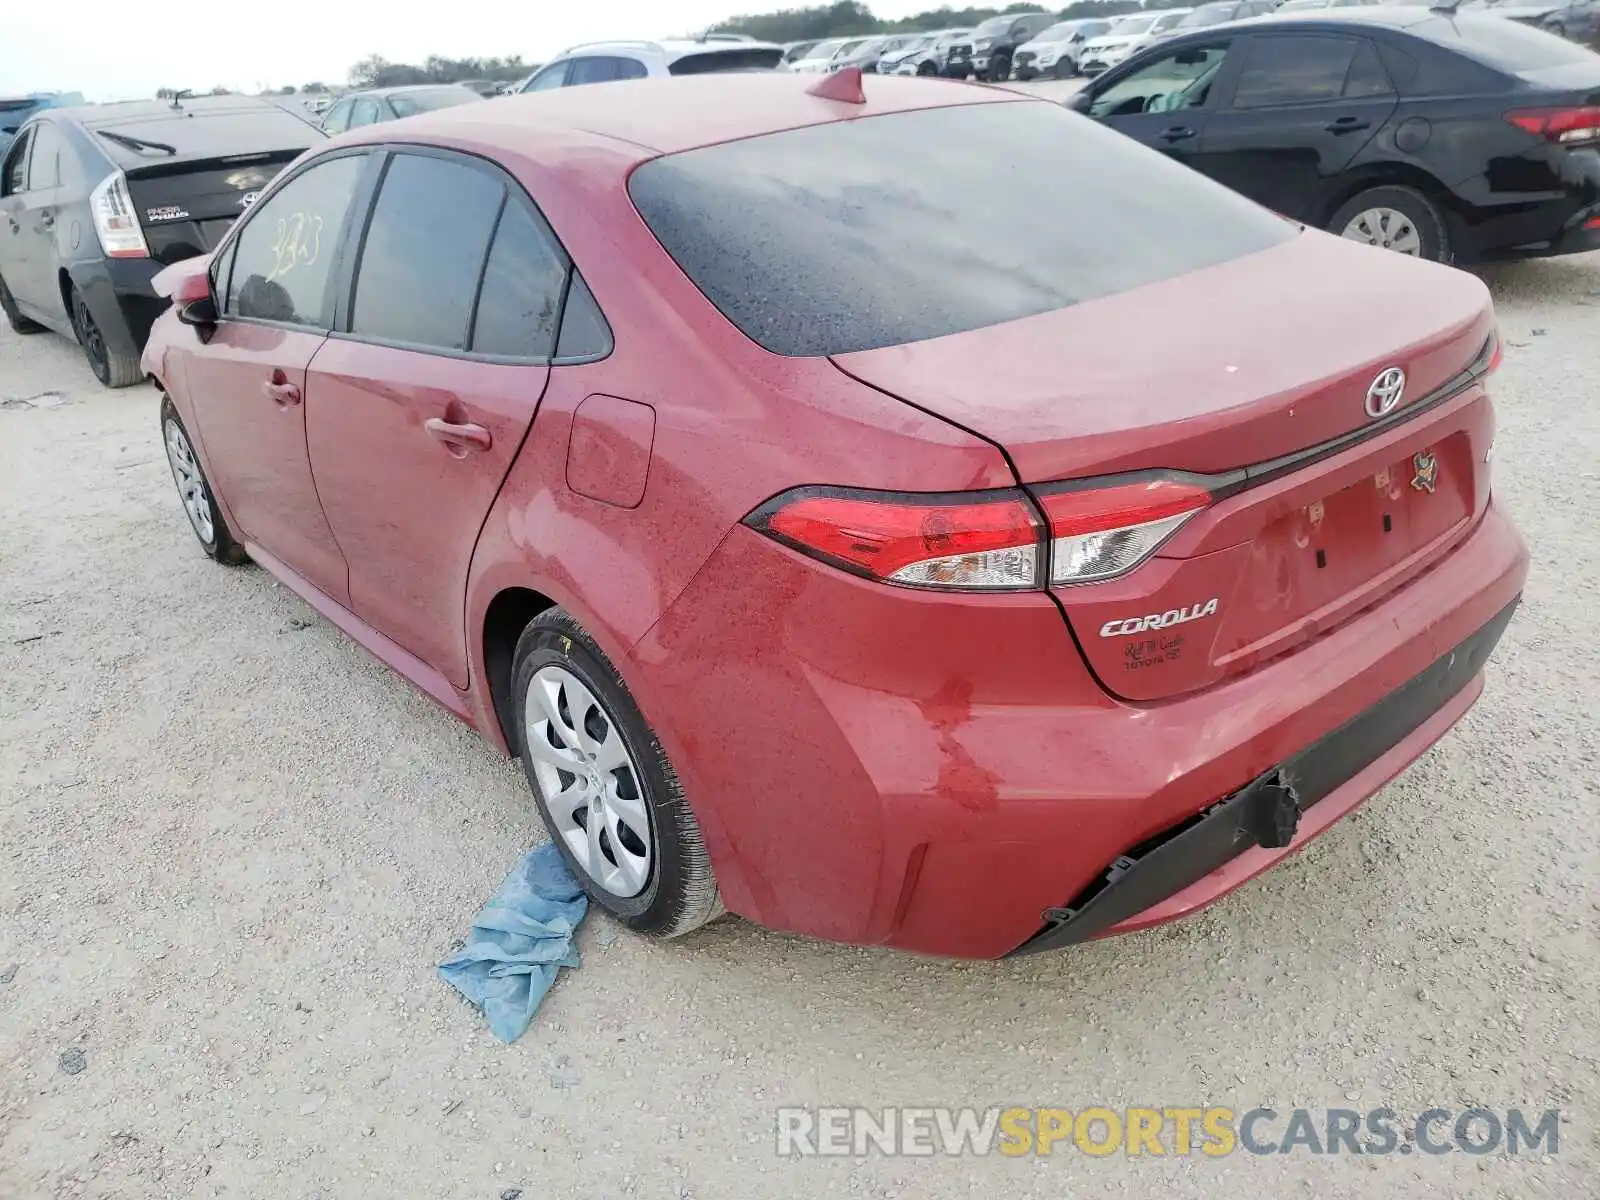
[141,70,1528,959]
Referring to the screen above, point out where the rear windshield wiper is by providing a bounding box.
[96,129,177,155]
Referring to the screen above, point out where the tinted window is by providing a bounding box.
[1089,44,1233,116]
[228,154,365,326]
[1343,40,1395,97]
[554,272,613,360]
[670,48,785,73]
[26,123,62,189]
[1232,36,1357,108]
[322,100,352,134]
[350,99,382,127]
[629,103,1291,357]
[471,200,568,357]
[2,129,31,195]
[351,153,503,350]
[526,62,571,91]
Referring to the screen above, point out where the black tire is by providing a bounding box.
[70,286,141,388]
[160,397,249,565]
[1326,185,1450,263]
[1052,58,1076,80]
[0,272,45,334]
[988,52,1012,83]
[511,609,722,939]
[917,61,937,76]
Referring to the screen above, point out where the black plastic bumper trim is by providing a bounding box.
[1007,596,1520,955]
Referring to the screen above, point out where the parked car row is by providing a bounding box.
[1074,6,1600,262]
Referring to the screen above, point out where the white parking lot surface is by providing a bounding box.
[1,250,1597,1198]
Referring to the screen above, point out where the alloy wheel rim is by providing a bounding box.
[163,419,215,545]
[76,298,107,375]
[1341,207,1423,256]
[524,664,653,897]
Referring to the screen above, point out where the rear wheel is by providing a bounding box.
[1329,186,1450,263]
[988,52,1012,83]
[0,272,45,334]
[1052,58,1076,79]
[70,286,141,388]
[917,61,937,76]
[511,609,722,939]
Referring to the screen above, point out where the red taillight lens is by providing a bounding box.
[1487,329,1504,375]
[1505,106,1600,146]
[748,488,1041,591]
[1035,476,1211,585]
[747,476,1214,591]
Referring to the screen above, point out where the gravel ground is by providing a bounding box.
[1,249,1597,1199]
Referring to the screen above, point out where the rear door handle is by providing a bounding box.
[1158,126,1196,143]
[1325,117,1371,134]
[262,380,301,407]
[424,417,492,456]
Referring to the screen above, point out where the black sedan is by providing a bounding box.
[0,95,321,386]
[1071,7,1600,262]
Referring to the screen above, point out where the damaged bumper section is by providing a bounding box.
[1008,597,1520,955]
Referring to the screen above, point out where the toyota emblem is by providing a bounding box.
[1365,367,1406,419]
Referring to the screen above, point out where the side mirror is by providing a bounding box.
[177,293,218,341]
[1069,90,1093,113]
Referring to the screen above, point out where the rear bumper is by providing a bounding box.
[69,255,167,358]
[1008,594,1517,953]
[634,500,1527,959]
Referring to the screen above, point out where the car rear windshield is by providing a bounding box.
[1414,13,1596,72]
[392,88,478,112]
[629,101,1292,357]
[671,47,784,74]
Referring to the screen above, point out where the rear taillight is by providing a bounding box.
[1035,476,1211,585]
[89,171,149,259]
[748,487,1043,590]
[746,474,1213,592]
[1504,106,1600,146]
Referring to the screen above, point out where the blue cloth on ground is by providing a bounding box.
[438,842,589,1042]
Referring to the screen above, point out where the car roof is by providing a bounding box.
[351,84,479,99]
[46,95,321,164]
[555,38,782,60]
[344,71,1025,159]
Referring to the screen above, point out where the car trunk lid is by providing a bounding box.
[831,233,1498,701]
[125,151,301,265]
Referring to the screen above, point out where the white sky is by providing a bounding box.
[1,1,941,101]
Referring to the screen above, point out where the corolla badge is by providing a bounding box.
[1365,367,1406,419]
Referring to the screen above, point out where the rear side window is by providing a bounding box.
[669,48,784,74]
[26,123,63,189]
[227,154,366,327]
[1231,36,1358,107]
[629,102,1291,357]
[351,153,504,350]
[471,200,568,357]
[1343,40,1395,98]
[322,100,353,134]
[568,57,641,85]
